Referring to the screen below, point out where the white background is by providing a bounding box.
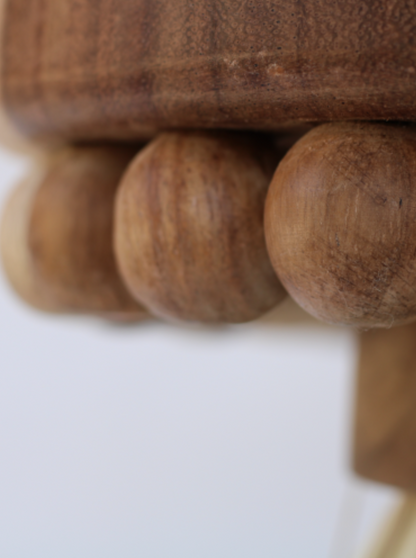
[0,147,399,558]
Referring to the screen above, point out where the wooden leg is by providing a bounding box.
[354,323,416,491]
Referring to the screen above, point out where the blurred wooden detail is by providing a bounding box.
[1,147,148,320]
[0,158,62,311]
[354,323,416,491]
[359,496,416,558]
[3,0,416,143]
[0,0,41,154]
[256,296,324,327]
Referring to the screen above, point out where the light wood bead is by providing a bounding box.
[115,131,287,323]
[1,146,147,320]
[1,163,63,312]
[265,122,416,329]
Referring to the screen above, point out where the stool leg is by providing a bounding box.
[354,323,416,491]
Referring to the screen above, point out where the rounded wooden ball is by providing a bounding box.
[1,146,147,320]
[1,165,63,312]
[265,122,416,328]
[115,131,287,323]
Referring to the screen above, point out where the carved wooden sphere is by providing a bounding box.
[265,122,416,329]
[115,131,287,323]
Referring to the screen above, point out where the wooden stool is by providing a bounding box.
[2,1,416,553]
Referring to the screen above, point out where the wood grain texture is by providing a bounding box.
[3,0,416,142]
[265,122,416,329]
[8,146,147,319]
[114,131,287,323]
[354,324,416,491]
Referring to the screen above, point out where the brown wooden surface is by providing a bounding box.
[28,146,147,317]
[1,146,148,319]
[0,160,64,311]
[265,122,416,329]
[115,131,287,323]
[3,0,416,142]
[354,324,416,491]
[0,0,37,153]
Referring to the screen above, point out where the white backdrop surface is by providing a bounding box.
[0,147,398,558]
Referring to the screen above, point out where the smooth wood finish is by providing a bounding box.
[28,146,147,318]
[1,146,147,319]
[115,131,287,323]
[265,122,416,329]
[3,0,416,142]
[1,162,64,312]
[354,323,416,491]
